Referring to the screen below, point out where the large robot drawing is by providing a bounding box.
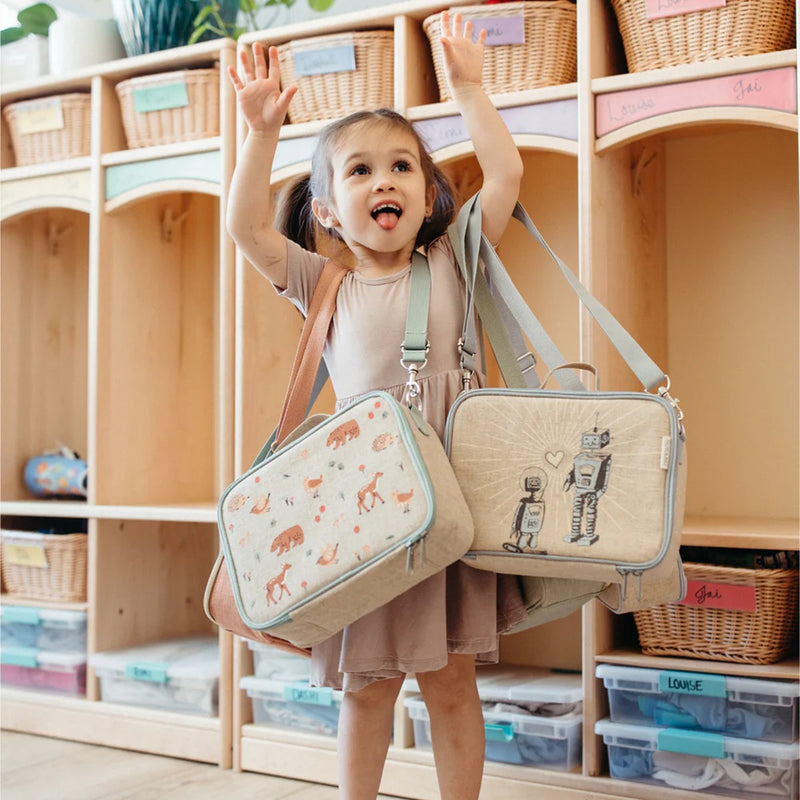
[562,425,612,546]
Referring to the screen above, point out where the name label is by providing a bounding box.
[4,543,48,569]
[293,39,356,76]
[679,579,757,611]
[596,67,797,137]
[646,0,726,20]
[469,15,525,45]
[14,97,65,134]
[133,80,189,114]
[658,670,727,697]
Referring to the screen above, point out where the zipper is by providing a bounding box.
[405,532,428,575]
[617,567,644,602]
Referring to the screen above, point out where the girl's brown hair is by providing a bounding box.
[276,108,456,252]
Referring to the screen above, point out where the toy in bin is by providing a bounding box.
[24,443,87,498]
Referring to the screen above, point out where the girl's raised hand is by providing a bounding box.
[227,42,297,134]
[439,10,486,95]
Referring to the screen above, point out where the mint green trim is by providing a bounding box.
[1,606,41,625]
[218,391,437,632]
[659,671,726,698]
[485,722,514,742]
[1,646,39,667]
[124,661,170,683]
[658,728,726,759]
[447,388,682,572]
[105,150,221,200]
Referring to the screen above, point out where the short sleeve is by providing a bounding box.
[274,238,328,317]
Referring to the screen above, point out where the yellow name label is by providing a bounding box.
[14,97,65,135]
[4,543,48,569]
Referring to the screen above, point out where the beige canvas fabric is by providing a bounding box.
[447,390,686,597]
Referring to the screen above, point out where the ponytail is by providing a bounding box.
[275,175,318,252]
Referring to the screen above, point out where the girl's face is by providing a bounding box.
[313,121,435,267]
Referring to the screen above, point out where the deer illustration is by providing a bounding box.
[356,472,385,515]
[265,563,292,606]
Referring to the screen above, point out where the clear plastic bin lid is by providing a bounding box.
[595,719,800,764]
[0,605,87,628]
[595,663,800,702]
[240,674,344,707]
[1,646,86,670]
[89,636,219,682]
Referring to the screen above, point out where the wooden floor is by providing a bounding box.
[0,730,407,800]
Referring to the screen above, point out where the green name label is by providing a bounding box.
[125,661,169,683]
[133,81,189,114]
[658,670,726,697]
[283,684,333,706]
[658,728,726,758]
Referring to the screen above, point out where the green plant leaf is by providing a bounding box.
[16,3,57,37]
[1,26,26,46]
[308,0,334,11]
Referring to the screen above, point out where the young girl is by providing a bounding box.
[227,12,525,799]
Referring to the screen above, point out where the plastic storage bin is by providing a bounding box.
[596,719,799,798]
[597,664,799,744]
[247,639,311,681]
[241,675,343,737]
[405,695,582,770]
[0,605,87,654]
[89,635,219,716]
[1,647,86,695]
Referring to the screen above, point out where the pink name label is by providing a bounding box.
[646,0,726,20]
[679,580,757,612]
[470,15,525,45]
[596,67,797,137]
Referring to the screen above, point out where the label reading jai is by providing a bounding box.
[646,0,726,20]
[133,81,190,114]
[679,580,757,612]
[14,97,65,135]
[4,543,48,569]
[292,40,356,76]
[658,670,727,697]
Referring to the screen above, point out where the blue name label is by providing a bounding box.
[658,670,727,697]
[284,683,334,706]
[658,728,726,759]
[293,42,356,77]
[125,661,170,683]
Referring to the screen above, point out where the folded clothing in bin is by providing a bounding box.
[247,639,311,681]
[597,664,799,743]
[596,718,799,798]
[89,635,219,716]
[240,675,343,737]
[1,646,86,695]
[0,605,87,654]
[404,667,583,770]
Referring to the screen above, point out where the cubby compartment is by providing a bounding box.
[94,192,220,506]
[0,209,90,503]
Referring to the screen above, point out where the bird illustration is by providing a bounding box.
[303,475,323,498]
[391,488,414,513]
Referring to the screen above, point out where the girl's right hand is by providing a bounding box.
[227,42,297,135]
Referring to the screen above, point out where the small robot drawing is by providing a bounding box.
[504,470,547,553]
[563,425,612,546]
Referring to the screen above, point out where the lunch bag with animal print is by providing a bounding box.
[205,256,473,649]
[444,194,687,613]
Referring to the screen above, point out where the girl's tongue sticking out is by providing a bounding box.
[372,203,401,230]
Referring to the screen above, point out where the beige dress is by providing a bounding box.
[278,236,527,692]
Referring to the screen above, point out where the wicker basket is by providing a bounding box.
[634,562,799,665]
[423,2,577,102]
[1,531,88,603]
[610,0,796,73]
[116,68,220,149]
[2,93,92,166]
[277,30,394,124]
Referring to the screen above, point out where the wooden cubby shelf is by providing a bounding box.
[2,0,797,796]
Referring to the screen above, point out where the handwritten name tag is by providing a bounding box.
[596,67,797,136]
[293,38,356,76]
[4,542,48,569]
[679,580,757,612]
[133,80,189,114]
[646,0,726,20]
[470,15,525,45]
[14,97,65,135]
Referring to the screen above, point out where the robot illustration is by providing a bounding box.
[504,470,547,553]
[563,424,612,546]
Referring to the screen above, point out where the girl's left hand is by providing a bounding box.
[439,10,486,94]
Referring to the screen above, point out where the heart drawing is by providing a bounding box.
[545,450,565,468]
